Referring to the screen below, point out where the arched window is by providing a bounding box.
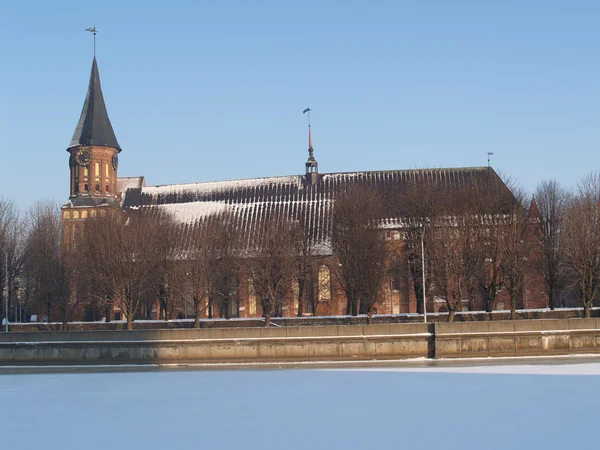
[248,278,256,315]
[95,162,100,178]
[106,184,110,193]
[390,254,401,291]
[95,183,100,192]
[84,184,89,192]
[318,265,331,302]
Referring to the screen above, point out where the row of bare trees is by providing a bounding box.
[1,170,599,328]
[401,171,600,321]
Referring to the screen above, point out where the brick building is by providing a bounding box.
[62,57,546,321]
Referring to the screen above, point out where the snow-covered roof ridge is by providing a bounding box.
[144,174,303,197]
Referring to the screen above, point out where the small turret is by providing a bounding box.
[303,107,319,185]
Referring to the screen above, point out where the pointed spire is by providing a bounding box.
[69,57,121,152]
[303,107,317,176]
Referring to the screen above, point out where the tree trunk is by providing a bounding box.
[352,297,359,316]
[265,312,271,327]
[448,308,456,323]
[61,312,68,331]
[297,280,305,317]
[549,287,555,310]
[584,302,591,318]
[194,299,201,328]
[126,310,133,330]
[485,297,493,313]
[510,307,517,321]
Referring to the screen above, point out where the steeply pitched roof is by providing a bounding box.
[122,167,514,253]
[68,58,121,152]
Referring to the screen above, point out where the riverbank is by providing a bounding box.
[1,318,599,366]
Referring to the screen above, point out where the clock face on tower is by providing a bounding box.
[112,153,119,170]
[75,148,92,166]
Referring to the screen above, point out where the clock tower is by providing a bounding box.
[62,57,122,242]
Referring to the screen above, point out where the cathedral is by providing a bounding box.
[62,57,545,321]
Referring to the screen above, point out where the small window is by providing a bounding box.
[84,167,89,177]
[73,211,79,219]
[95,162,100,177]
[91,210,97,217]
[99,210,106,217]
[95,184,100,191]
[84,184,89,192]
[63,211,70,219]
[81,210,88,219]
[105,163,109,177]
[106,184,110,193]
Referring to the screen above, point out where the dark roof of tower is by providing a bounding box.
[68,57,121,152]
[121,167,516,255]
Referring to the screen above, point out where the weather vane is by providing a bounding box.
[487,151,493,167]
[86,27,97,57]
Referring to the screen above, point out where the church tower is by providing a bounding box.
[62,57,122,239]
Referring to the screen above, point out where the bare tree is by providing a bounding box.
[153,220,186,321]
[535,179,570,309]
[467,175,521,315]
[82,208,173,330]
[398,177,448,314]
[332,185,389,316]
[563,172,600,318]
[247,214,300,327]
[0,198,26,324]
[185,212,240,327]
[501,204,534,320]
[295,224,313,317]
[427,216,478,322]
[22,201,75,328]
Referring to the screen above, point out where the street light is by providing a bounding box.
[420,221,427,323]
[0,247,8,332]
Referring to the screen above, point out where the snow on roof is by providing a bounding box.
[157,201,231,224]
[142,175,302,197]
[117,176,145,194]
[122,167,511,252]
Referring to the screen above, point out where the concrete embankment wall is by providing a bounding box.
[434,318,600,358]
[0,324,432,366]
[0,319,599,366]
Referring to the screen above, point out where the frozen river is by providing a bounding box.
[1,361,598,450]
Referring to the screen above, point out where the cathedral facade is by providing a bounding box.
[62,57,546,322]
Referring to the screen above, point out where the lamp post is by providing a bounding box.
[1,247,8,332]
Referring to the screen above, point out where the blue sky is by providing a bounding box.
[2,0,599,208]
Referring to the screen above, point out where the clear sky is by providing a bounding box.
[2,0,599,208]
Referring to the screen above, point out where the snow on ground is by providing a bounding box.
[342,360,600,375]
[0,363,598,450]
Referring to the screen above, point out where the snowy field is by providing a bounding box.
[1,362,598,450]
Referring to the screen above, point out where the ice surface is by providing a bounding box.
[0,363,598,450]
